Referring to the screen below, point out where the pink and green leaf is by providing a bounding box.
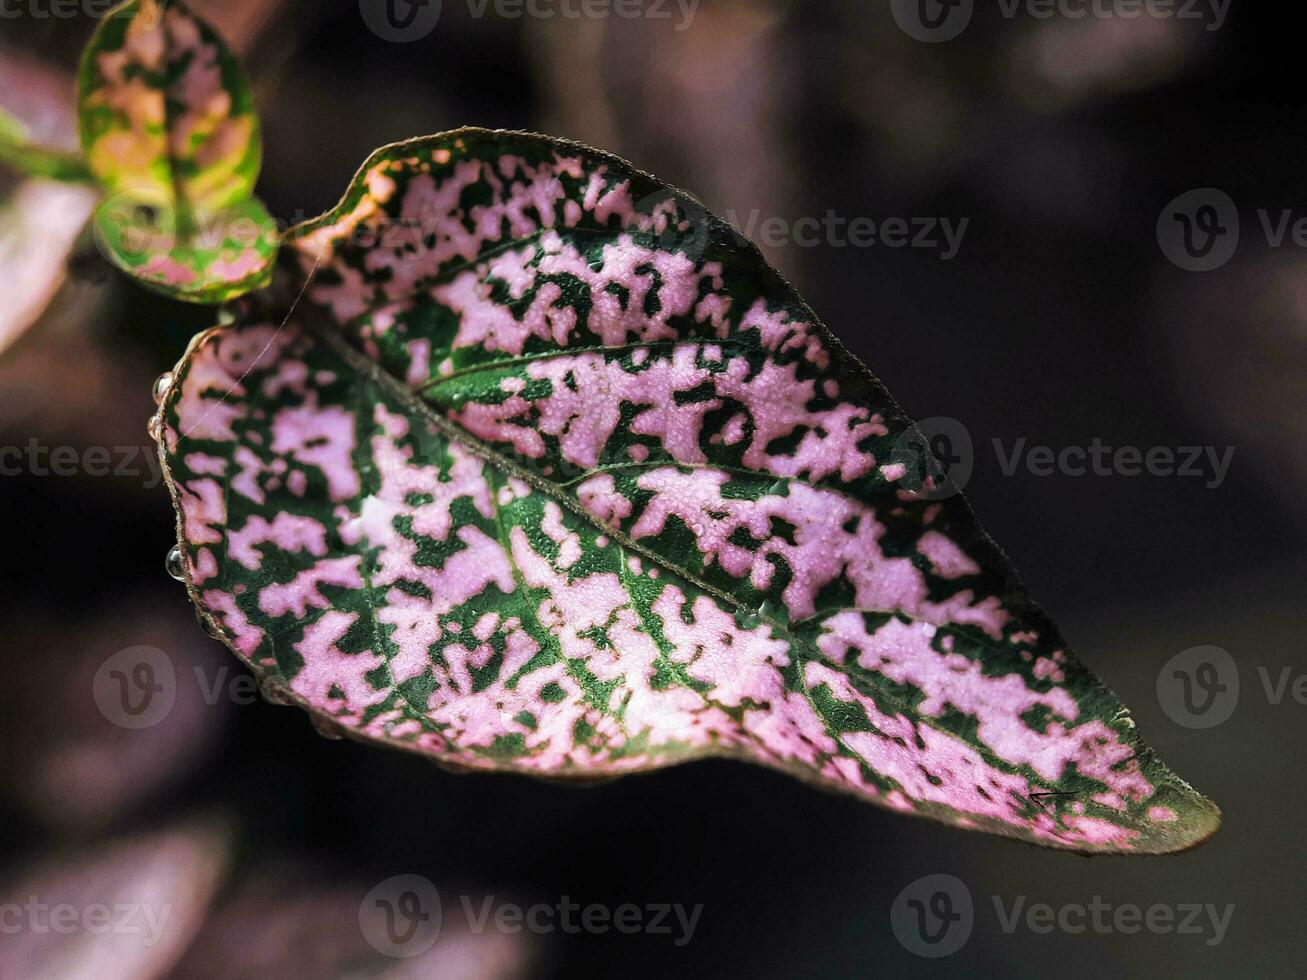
[77,0,276,301]
[152,129,1218,854]
[77,0,261,210]
[94,192,277,303]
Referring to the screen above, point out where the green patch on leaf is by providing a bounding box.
[77,0,276,301]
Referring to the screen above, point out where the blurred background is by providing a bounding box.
[0,0,1302,976]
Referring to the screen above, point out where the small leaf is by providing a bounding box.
[94,190,277,302]
[77,0,276,301]
[154,129,1218,853]
[78,0,261,211]
[0,106,94,184]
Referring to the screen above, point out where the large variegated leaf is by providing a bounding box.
[78,0,276,302]
[154,129,1218,853]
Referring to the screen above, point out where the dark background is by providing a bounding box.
[1,1,1302,976]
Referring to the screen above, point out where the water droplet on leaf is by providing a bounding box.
[733,607,761,630]
[755,599,789,628]
[165,545,186,581]
[152,371,173,405]
[197,611,223,638]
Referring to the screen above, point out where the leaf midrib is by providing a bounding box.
[305,314,1104,809]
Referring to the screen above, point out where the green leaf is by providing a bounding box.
[153,129,1218,853]
[94,190,277,302]
[77,0,261,210]
[0,106,94,184]
[77,0,275,301]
